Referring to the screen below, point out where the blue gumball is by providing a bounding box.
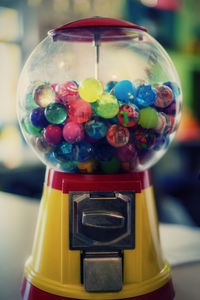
[85,118,108,140]
[61,158,78,173]
[30,107,49,128]
[114,80,136,103]
[72,140,94,162]
[94,139,116,162]
[104,81,117,93]
[134,84,157,108]
[53,141,73,162]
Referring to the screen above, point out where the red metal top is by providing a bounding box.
[48,17,147,42]
[51,17,146,32]
[46,169,152,194]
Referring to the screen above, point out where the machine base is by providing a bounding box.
[21,277,175,300]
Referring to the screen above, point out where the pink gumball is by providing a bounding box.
[63,121,84,143]
[44,124,62,144]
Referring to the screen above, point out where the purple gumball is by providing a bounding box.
[117,142,137,162]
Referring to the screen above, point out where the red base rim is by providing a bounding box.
[21,277,175,300]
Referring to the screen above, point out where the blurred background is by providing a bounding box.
[0,0,199,225]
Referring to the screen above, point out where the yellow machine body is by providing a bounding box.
[24,173,172,300]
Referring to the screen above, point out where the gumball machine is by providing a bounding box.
[17,17,182,300]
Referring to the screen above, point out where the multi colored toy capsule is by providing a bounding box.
[106,124,130,147]
[55,81,79,104]
[154,85,173,108]
[118,104,140,127]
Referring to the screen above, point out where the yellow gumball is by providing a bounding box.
[78,78,103,103]
[77,158,97,174]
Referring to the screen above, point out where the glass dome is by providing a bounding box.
[17,17,182,174]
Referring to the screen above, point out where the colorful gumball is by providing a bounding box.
[133,127,156,150]
[134,84,157,108]
[94,140,115,162]
[85,118,108,140]
[68,98,92,123]
[164,101,176,116]
[45,151,60,168]
[106,124,130,147]
[35,135,53,153]
[23,116,41,136]
[51,83,59,101]
[154,112,170,135]
[163,81,180,100]
[63,121,84,143]
[138,107,158,129]
[96,93,119,119]
[25,93,39,111]
[118,104,140,127]
[100,156,120,174]
[44,124,62,144]
[168,114,175,133]
[55,81,78,104]
[61,158,78,172]
[53,141,73,162]
[30,107,49,128]
[114,80,136,103]
[45,102,67,124]
[121,159,136,172]
[78,78,103,102]
[104,81,117,93]
[154,85,173,108]
[33,84,56,107]
[19,71,181,176]
[72,140,94,162]
[117,142,137,162]
[78,158,98,173]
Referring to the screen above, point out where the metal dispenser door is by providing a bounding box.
[69,191,135,292]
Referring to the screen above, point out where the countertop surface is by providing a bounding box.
[0,192,199,300]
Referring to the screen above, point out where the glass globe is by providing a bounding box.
[17,18,182,174]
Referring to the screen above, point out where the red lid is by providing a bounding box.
[46,169,152,193]
[48,17,147,42]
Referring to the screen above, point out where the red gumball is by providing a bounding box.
[68,98,92,123]
[44,124,62,144]
[106,124,130,147]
